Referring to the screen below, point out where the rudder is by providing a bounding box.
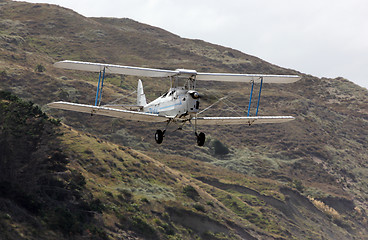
[137,79,147,106]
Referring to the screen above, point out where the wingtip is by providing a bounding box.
[47,102,58,109]
[47,101,70,108]
[53,61,67,68]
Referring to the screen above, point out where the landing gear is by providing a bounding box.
[196,132,205,146]
[155,120,173,144]
[154,119,205,146]
[155,129,164,144]
[189,117,205,147]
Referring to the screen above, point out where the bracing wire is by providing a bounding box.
[199,88,244,116]
[105,90,137,105]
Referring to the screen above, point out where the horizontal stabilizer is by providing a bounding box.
[193,116,295,125]
[48,101,169,122]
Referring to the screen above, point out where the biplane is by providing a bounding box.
[48,60,300,146]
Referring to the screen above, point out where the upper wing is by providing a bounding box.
[48,101,169,122]
[54,60,178,78]
[194,116,295,125]
[55,60,300,83]
[196,73,300,83]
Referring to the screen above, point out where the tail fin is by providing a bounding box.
[137,79,147,107]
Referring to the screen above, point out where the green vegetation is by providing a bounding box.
[183,185,200,199]
[292,179,304,193]
[0,91,105,238]
[35,63,46,72]
[209,138,230,155]
[193,203,206,212]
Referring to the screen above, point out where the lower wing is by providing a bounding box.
[48,102,295,125]
[193,116,295,125]
[47,101,169,122]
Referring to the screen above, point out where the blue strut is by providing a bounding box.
[98,67,106,106]
[95,70,102,106]
[247,80,254,117]
[255,77,263,116]
[94,67,106,106]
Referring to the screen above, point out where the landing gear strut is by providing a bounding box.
[154,119,205,146]
[189,116,206,146]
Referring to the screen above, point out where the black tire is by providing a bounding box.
[155,129,164,144]
[197,132,205,146]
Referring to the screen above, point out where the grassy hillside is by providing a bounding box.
[1,90,364,239]
[1,0,368,239]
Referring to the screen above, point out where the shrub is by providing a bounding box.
[183,185,199,200]
[293,180,304,192]
[105,191,113,198]
[49,118,61,126]
[130,216,157,238]
[154,218,175,235]
[69,170,86,190]
[89,199,105,213]
[35,64,46,72]
[193,203,205,212]
[118,188,133,201]
[0,70,7,78]
[212,139,230,155]
[202,231,229,240]
[49,207,81,234]
[141,197,150,204]
[88,225,108,240]
[0,90,19,101]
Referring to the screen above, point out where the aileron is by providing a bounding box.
[194,116,295,125]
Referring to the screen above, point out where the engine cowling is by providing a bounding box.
[188,90,200,99]
[186,91,200,113]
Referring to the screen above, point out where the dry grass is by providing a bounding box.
[308,196,341,220]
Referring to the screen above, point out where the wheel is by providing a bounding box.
[197,132,205,146]
[155,129,164,144]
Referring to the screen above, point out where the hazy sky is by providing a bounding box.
[16,0,368,88]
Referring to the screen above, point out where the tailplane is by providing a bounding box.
[137,79,147,107]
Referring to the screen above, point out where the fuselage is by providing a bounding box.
[143,87,200,118]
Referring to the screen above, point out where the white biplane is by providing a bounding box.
[48,60,300,146]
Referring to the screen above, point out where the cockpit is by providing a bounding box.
[161,90,177,98]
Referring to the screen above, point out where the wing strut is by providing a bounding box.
[255,77,263,116]
[247,80,255,116]
[247,77,264,117]
[95,67,106,106]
